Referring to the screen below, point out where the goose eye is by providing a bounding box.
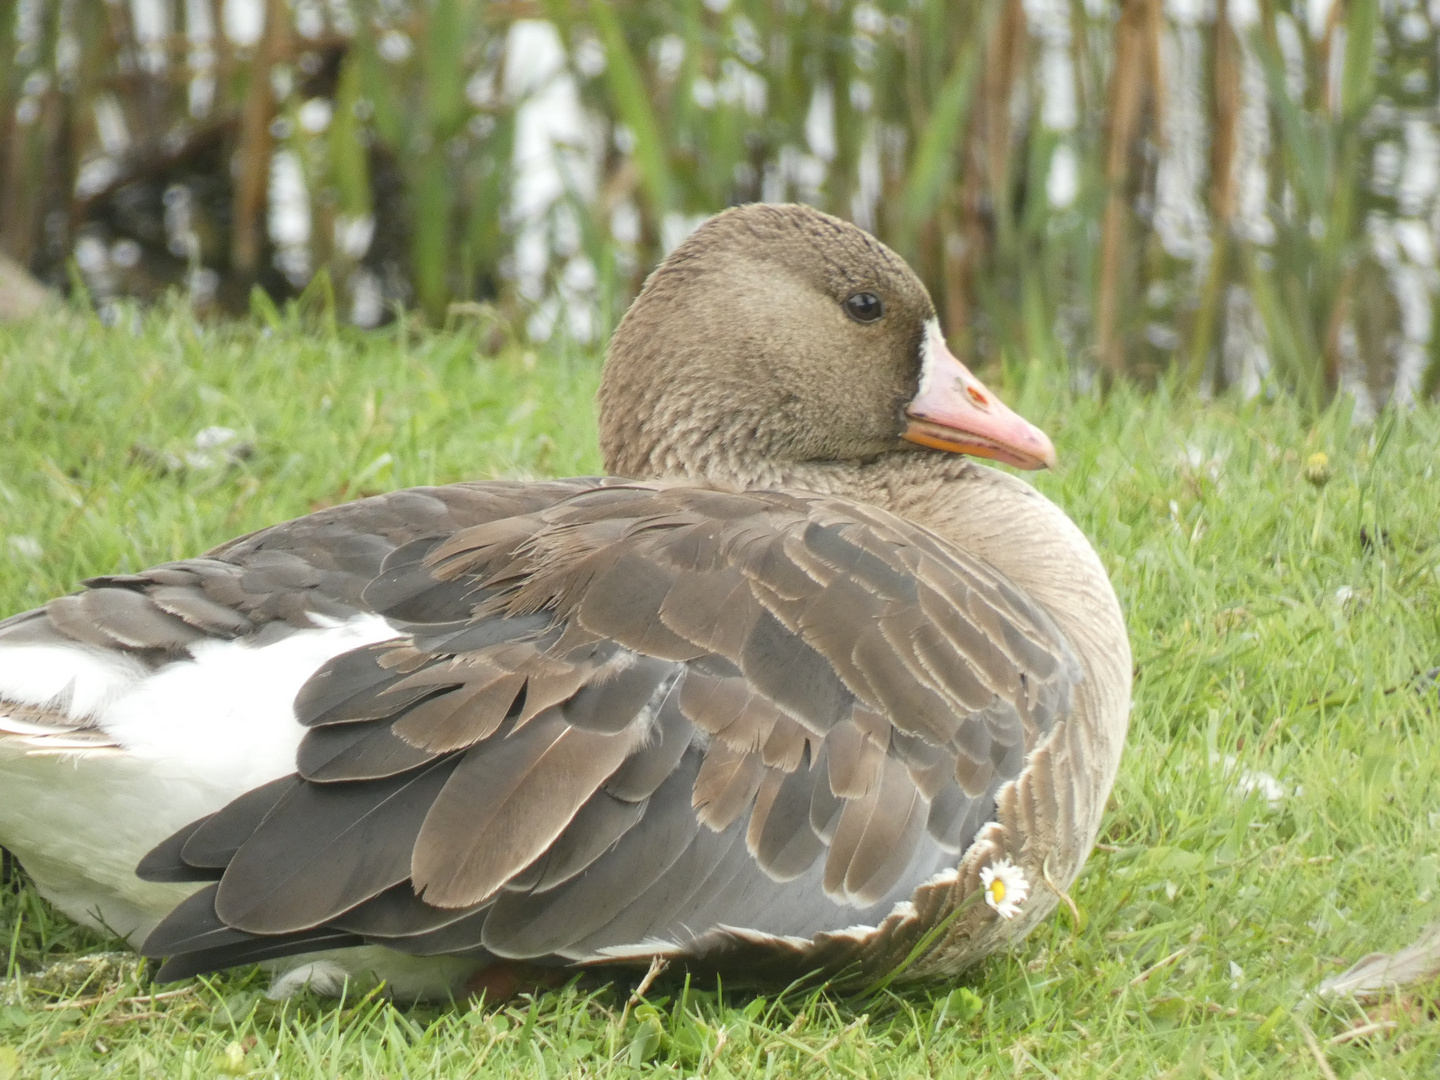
[844,292,883,323]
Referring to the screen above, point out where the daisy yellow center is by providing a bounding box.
[989,878,1006,903]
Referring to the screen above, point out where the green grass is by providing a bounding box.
[2,304,1439,1077]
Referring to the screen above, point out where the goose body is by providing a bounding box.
[0,205,1130,999]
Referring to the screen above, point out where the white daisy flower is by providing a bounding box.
[1235,768,1286,811]
[980,858,1029,920]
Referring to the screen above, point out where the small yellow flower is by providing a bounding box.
[217,1042,247,1075]
[979,858,1029,919]
[1304,452,1331,488]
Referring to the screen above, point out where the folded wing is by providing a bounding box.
[137,482,1082,980]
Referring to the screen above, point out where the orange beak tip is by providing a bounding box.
[903,419,1056,471]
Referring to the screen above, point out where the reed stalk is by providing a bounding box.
[1185,0,1240,391]
[231,0,288,280]
[1096,0,1163,381]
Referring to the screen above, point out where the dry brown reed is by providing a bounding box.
[1097,0,1163,381]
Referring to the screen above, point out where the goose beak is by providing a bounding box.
[902,323,1056,470]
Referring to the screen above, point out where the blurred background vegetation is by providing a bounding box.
[2,0,1438,410]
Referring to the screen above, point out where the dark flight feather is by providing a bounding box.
[153,930,365,984]
[480,750,704,958]
[144,884,256,955]
[143,885,367,981]
[293,647,419,728]
[368,906,496,957]
[137,776,300,882]
[134,819,216,883]
[603,691,693,802]
[328,880,488,938]
[181,776,301,869]
[363,537,480,623]
[215,758,459,933]
[506,787,648,894]
[562,816,746,956]
[297,720,441,782]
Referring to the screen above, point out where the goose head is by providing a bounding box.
[598,203,1054,483]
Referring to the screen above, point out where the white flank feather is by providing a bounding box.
[0,613,401,942]
[0,644,149,720]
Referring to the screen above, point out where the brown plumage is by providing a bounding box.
[0,203,1130,998]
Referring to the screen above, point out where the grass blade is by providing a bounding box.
[591,0,675,220]
[897,4,993,254]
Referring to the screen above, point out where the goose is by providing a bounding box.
[0,203,1130,1001]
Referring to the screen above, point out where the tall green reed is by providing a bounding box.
[0,0,1434,409]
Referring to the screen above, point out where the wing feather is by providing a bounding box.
[751,761,827,881]
[505,788,649,894]
[480,748,704,957]
[692,740,765,832]
[129,479,1083,981]
[296,720,440,782]
[215,757,459,933]
[412,707,651,908]
[389,673,525,752]
[604,691,693,802]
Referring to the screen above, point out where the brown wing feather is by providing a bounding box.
[750,749,827,880]
[658,569,760,658]
[824,717,884,799]
[822,753,926,905]
[48,590,207,651]
[140,479,1083,979]
[389,674,525,753]
[412,707,651,908]
[692,740,766,832]
[574,550,704,661]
